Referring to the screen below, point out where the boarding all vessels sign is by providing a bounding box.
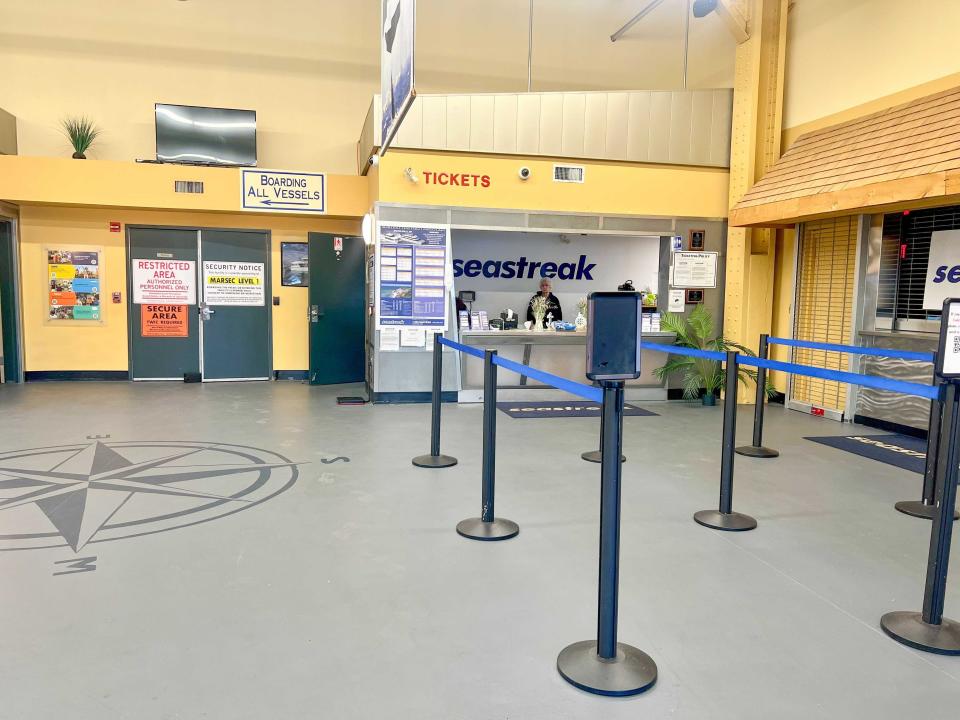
[241,169,326,213]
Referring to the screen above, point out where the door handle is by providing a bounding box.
[199,305,215,321]
[310,305,321,323]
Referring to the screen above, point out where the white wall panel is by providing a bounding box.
[374,89,733,168]
[493,94,519,154]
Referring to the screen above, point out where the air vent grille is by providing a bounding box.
[553,164,585,183]
[174,180,204,194]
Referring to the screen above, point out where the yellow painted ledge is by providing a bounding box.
[0,155,369,218]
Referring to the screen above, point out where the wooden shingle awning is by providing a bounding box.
[730,86,960,228]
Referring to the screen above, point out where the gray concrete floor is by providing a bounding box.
[0,381,958,719]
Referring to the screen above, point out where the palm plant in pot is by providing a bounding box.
[653,304,774,406]
[61,116,101,159]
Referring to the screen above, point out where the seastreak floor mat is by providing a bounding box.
[804,433,926,474]
[496,401,657,419]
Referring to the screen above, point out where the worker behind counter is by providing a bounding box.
[526,278,563,328]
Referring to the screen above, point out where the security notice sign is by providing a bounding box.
[671,252,719,289]
[132,259,196,304]
[203,261,265,306]
[141,304,188,337]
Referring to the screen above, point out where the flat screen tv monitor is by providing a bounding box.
[155,103,257,166]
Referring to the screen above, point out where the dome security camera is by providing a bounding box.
[518,166,531,181]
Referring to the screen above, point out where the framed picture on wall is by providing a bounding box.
[45,247,103,322]
[281,242,309,287]
[686,288,705,304]
[689,229,705,251]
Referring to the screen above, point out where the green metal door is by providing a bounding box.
[0,220,22,383]
[200,229,271,381]
[128,227,200,380]
[308,233,365,385]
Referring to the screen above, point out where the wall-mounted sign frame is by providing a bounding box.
[281,242,309,287]
[46,247,103,322]
[671,251,718,289]
[689,229,705,251]
[376,221,449,329]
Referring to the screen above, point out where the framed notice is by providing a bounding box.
[132,258,196,305]
[47,248,102,322]
[689,229,705,251]
[686,288,705,304]
[376,222,449,329]
[281,242,309,287]
[671,251,718,289]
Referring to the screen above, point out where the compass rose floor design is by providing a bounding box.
[0,381,958,719]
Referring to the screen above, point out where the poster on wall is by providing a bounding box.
[203,261,265,306]
[671,251,718,289]
[47,249,101,321]
[377,223,448,329]
[132,259,196,304]
[141,305,188,337]
[922,229,960,310]
[380,0,416,154]
[281,243,309,287]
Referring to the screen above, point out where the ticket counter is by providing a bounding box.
[457,329,675,402]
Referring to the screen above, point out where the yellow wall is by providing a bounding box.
[377,150,730,219]
[783,0,960,129]
[19,205,359,373]
[0,156,368,218]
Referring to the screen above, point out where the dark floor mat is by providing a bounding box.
[496,401,657,419]
[804,433,926,474]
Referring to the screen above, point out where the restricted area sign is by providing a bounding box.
[141,304,188,338]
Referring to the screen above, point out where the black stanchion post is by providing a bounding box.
[735,334,779,459]
[895,353,959,520]
[881,380,960,654]
[412,333,458,468]
[557,380,657,696]
[694,351,757,531]
[456,349,519,541]
[581,405,626,464]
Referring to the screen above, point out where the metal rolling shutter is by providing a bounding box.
[791,217,858,414]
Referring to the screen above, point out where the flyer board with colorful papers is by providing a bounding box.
[47,248,101,321]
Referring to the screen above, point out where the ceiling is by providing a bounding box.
[1,0,736,93]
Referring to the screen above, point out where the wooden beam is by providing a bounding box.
[717,0,750,43]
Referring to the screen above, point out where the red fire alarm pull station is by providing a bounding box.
[109,221,121,233]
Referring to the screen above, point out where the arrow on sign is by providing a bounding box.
[260,199,310,206]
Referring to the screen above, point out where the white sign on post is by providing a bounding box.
[939,300,960,377]
[241,169,326,213]
[203,262,265,306]
[132,259,196,304]
[923,230,960,310]
[671,252,718,288]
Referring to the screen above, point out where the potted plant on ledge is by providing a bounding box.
[61,116,101,159]
[653,305,774,406]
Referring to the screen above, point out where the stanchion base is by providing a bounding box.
[581,450,626,464]
[693,509,757,532]
[734,445,780,458]
[893,500,960,520]
[412,454,458,468]
[557,640,657,697]
[881,611,960,655]
[456,517,519,541]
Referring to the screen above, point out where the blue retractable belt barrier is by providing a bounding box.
[768,336,934,362]
[438,336,486,360]
[737,355,939,400]
[643,343,728,362]
[492,355,602,402]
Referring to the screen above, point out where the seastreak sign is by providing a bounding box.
[241,169,326,214]
[453,255,596,280]
[923,229,960,309]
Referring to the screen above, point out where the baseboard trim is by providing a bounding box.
[25,370,130,382]
[853,414,927,439]
[274,370,309,381]
[372,391,458,404]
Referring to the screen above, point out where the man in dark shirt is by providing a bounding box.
[526,278,563,328]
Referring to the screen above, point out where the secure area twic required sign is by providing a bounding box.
[241,169,326,213]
